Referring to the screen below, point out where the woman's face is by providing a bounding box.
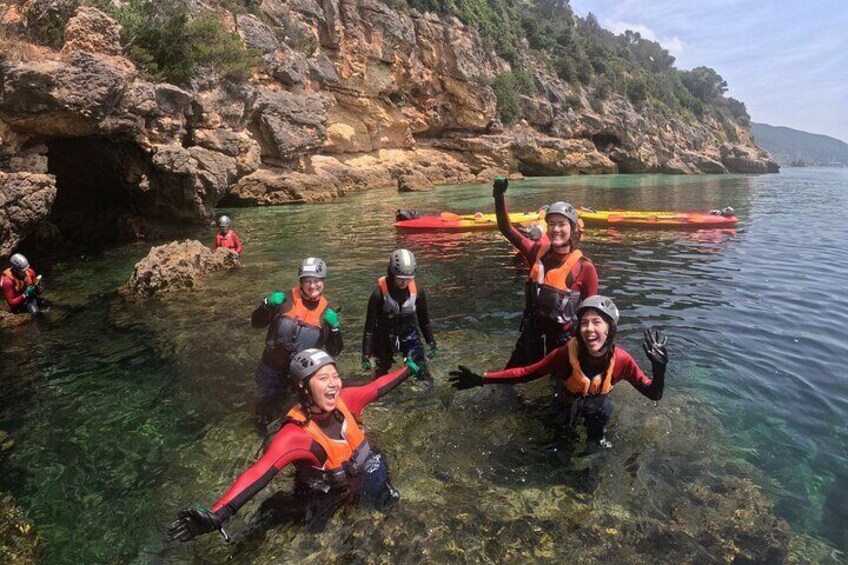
[306,364,342,412]
[546,214,573,249]
[300,277,325,300]
[394,277,411,289]
[579,310,609,355]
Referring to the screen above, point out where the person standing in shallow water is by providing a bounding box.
[167,349,420,543]
[449,296,668,450]
[493,177,599,368]
[361,249,438,378]
[251,258,343,426]
[1,253,46,316]
[212,215,242,265]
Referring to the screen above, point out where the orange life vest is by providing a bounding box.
[286,397,371,487]
[1,268,36,293]
[563,338,616,396]
[284,286,328,328]
[529,247,584,288]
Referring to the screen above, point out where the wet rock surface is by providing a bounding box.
[121,240,237,297]
[0,430,42,564]
[0,171,57,257]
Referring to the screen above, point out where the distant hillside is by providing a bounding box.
[751,123,848,166]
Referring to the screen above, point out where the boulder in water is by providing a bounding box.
[121,240,236,297]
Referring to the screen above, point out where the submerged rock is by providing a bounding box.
[121,240,236,297]
[0,430,42,563]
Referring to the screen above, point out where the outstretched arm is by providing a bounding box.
[342,365,413,415]
[483,346,567,383]
[211,426,317,520]
[494,179,535,258]
[616,330,668,401]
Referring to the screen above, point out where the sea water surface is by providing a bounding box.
[0,169,846,563]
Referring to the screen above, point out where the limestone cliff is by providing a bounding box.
[0,1,777,254]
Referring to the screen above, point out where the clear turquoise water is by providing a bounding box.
[1,169,846,562]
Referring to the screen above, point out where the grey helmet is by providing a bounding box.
[389,249,417,279]
[10,253,29,272]
[289,348,336,385]
[545,201,579,227]
[218,215,231,228]
[577,295,620,326]
[298,257,326,279]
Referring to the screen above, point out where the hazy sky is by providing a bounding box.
[569,0,848,142]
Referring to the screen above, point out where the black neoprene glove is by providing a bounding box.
[643,328,668,368]
[448,365,485,390]
[493,177,509,198]
[167,508,224,543]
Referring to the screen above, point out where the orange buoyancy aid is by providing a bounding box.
[1,268,36,293]
[286,398,372,488]
[285,286,328,328]
[563,338,616,396]
[528,246,584,327]
[268,286,329,354]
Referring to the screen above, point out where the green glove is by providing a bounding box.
[265,291,285,307]
[427,344,438,360]
[24,285,37,298]
[361,357,372,371]
[404,357,421,377]
[323,308,340,329]
[493,177,509,197]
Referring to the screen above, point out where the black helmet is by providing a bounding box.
[389,249,417,279]
[298,257,327,279]
[289,348,335,386]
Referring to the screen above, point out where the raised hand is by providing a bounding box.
[642,328,668,367]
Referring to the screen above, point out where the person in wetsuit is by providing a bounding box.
[251,258,343,425]
[361,249,437,378]
[1,253,46,316]
[212,215,242,263]
[449,295,668,450]
[493,177,599,368]
[167,348,421,543]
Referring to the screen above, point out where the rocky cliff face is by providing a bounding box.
[0,1,777,254]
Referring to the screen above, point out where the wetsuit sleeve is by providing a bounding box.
[232,232,243,254]
[341,366,413,415]
[251,301,275,328]
[210,425,318,520]
[483,347,568,383]
[494,192,537,261]
[415,289,436,346]
[211,234,220,252]
[614,348,663,401]
[362,288,382,357]
[576,259,599,297]
[1,276,25,309]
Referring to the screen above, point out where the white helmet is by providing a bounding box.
[389,249,417,279]
[10,253,29,272]
[298,257,326,279]
[289,348,336,385]
[218,215,231,228]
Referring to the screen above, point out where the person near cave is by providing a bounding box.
[449,296,668,451]
[2,253,47,316]
[492,177,599,368]
[212,215,242,264]
[167,349,420,543]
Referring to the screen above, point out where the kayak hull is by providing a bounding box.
[395,209,738,231]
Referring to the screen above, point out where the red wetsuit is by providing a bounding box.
[211,366,412,520]
[483,344,662,400]
[1,267,38,311]
[213,230,243,254]
[494,193,598,298]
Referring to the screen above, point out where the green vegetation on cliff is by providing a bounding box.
[405,0,748,126]
[88,0,260,83]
